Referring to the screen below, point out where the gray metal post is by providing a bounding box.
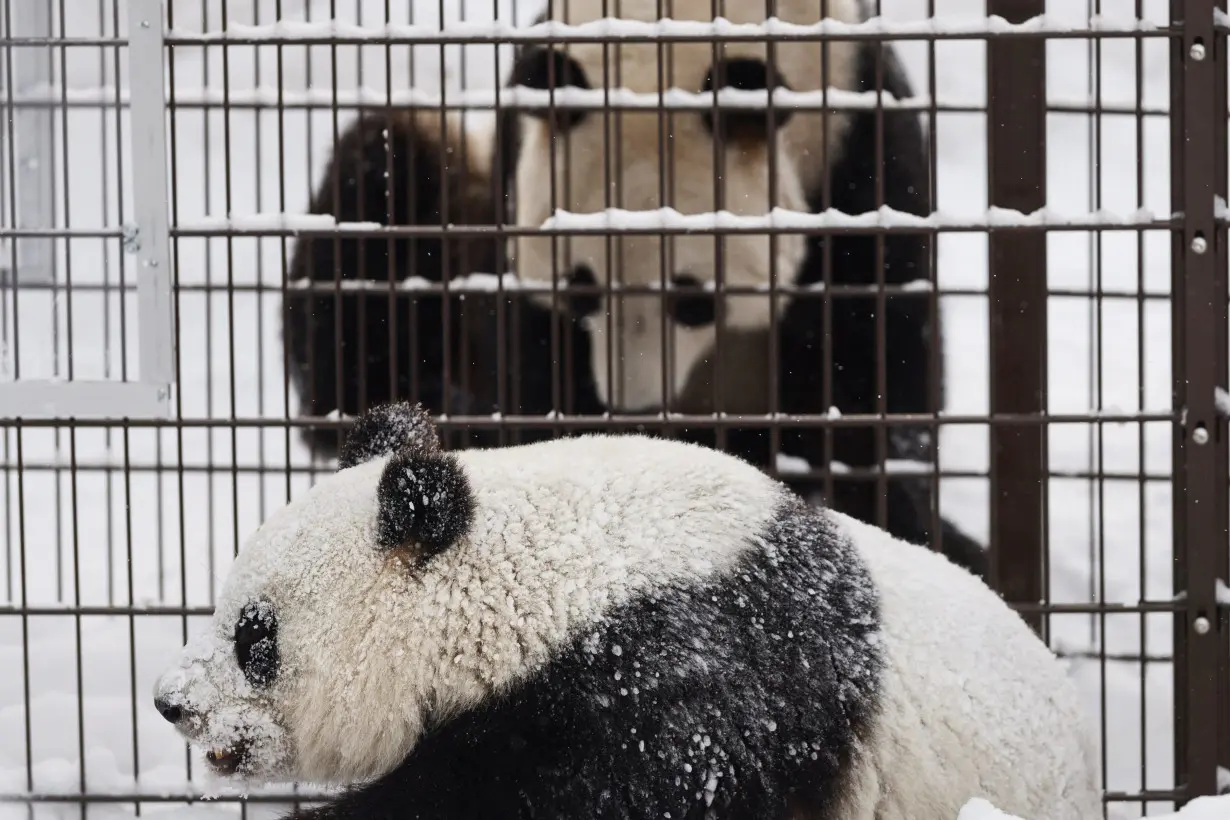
[6,0,56,285]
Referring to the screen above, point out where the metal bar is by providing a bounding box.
[157,29,1179,47]
[0,599,1187,618]
[985,0,1047,637]
[1171,0,1230,803]
[0,26,1186,48]
[126,0,174,386]
[0,381,168,419]
[0,408,1180,429]
[6,1,55,285]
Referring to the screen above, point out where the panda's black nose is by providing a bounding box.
[154,696,185,725]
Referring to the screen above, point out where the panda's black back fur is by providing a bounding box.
[279,36,986,579]
[292,496,884,820]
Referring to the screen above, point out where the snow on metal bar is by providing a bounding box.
[0,83,1187,115]
[2,83,928,111]
[166,13,1161,44]
[176,204,1172,235]
[540,204,1170,230]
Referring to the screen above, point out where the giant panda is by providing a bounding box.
[279,0,988,578]
[152,401,1101,820]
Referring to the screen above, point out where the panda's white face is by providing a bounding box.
[152,404,783,787]
[151,458,399,784]
[511,0,862,412]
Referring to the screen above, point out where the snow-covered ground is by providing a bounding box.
[0,0,1200,818]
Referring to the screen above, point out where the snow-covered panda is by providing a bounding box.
[279,1,987,579]
[152,401,1101,820]
[497,0,986,574]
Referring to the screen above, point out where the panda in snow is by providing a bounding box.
[279,0,989,580]
[152,401,1100,820]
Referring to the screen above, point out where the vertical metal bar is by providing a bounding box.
[7,1,55,285]
[126,0,174,389]
[1170,0,1229,803]
[985,0,1047,637]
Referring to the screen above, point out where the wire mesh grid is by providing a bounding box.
[0,0,1225,818]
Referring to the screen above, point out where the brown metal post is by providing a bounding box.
[1171,0,1230,803]
[986,0,1047,637]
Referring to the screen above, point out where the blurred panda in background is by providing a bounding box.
[281,0,988,579]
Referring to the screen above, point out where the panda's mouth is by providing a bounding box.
[205,742,248,776]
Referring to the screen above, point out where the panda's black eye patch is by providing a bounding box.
[509,46,590,130]
[235,600,279,689]
[700,57,793,139]
[668,274,716,328]
[564,263,602,318]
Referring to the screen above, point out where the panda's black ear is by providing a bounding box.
[376,449,475,558]
[508,45,590,129]
[338,402,441,471]
[700,57,794,139]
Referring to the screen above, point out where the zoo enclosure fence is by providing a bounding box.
[0,0,1225,817]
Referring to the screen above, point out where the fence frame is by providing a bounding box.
[0,0,174,420]
[986,0,1049,641]
[1170,0,1230,801]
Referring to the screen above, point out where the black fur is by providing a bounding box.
[290,498,884,820]
[281,109,500,459]
[376,450,475,555]
[234,600,279,689]
[700,57,794,139]
[337,401,441,470]
[564,263,602,319]
[508,45,591,130]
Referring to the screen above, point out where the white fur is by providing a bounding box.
[823,510,1103,820]
[153,434,784,786]
[512,0,864,411]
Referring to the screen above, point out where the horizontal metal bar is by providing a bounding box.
[0,460,1181,483]
[162,31,1180,47]
[0,220,1188,241]
[0,37,128,47]
[0,792,330,804]
[0,381,171,419]
[0,600,1185,618]
[6,788,1178,805]
[0,409,1180,429]
[168,219,1185,240]
[0,97,1181,118]
[0,605,213,616]
[1103,789,1187,802]
[0,227,124,238]
[265,279,1141,298]
[1011,600,1187,614]
[4,789,1179,806]
[0,279,1185,301]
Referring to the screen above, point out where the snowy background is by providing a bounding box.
[0,0,1203,817]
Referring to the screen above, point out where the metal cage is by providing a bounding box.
[0,0,1226,818]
